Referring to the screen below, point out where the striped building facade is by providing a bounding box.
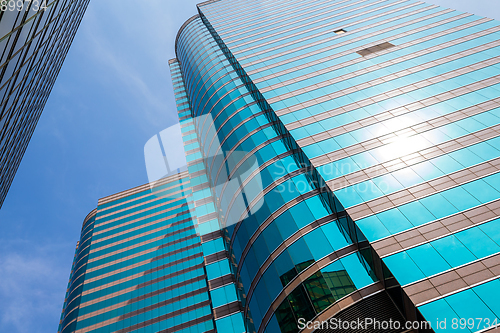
[57,173,217,333]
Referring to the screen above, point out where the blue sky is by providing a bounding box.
[0,1,499,332]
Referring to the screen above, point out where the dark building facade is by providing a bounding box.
[60,0,500,332]
[0,0,89,208]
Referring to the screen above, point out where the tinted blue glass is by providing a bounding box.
[340,253,376,289]
[407,243,451,277]
[431,235,477,267]
[419,194,459,220]
[376,208,413,234]
[303,229,334,261]
[383,251,425,286]
[478,219,500,246]
[419,299,466,333]
[398,201,436,227]
[455,227,500,258]
[472,279,500,317]
[356,215,391,242]
[446,289,497,330]
[440,187,481,211]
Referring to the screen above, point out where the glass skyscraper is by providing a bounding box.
[61,0,500,332]
[58,172,217,333]
[0,0,89,208]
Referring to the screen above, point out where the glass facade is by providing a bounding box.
[58,172,216,333]
[60,0,500,332]
[0,0,89,208]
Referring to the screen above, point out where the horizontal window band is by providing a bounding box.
[198,211,219,224]
[261,14,489,94]
[250,244,359,330]
[96,184,190,221]
[200,230,223,243]
[185,147,201,155]
[282,25,498,131]
[295,283,386,333]
[89,214,195,255]
[158,314,214,333]
[96,174,190,210]
[95,190,191,229]
[251,8,460,81]
[346,156,500,222]
[208,273,236,290]
[245,4,450,69]
[285,45,499,147]
[213,300,243,320]
[187,159,207,169]
[178,114,192,121]
[373,198,500,258]
[120,288,208,321]
[188,169,207,179]
[323,101,500,191]
[87,233,198,268]
[243,214,340,303]
[183,138,198,146]
[92,203,192,243]
[180,121,194,129]
[77,276,207,321]
[309,74,500,168]
[234,0,415,57]
[202,0,309,32]
[183,129,196,136]
[79,300,212,333]
[85,243,202,279]
[79,263,204,306]
[205,250,229,265]
[223,0,404,47]
[234,189,321,273]
[194,196,214,208]
[225,0,370,47]
[405,252,500,307]
[82,252,203,286]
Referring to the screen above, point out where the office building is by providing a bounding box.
[0,0,89,208]
[60,0,500,332]
[58,172,219,333]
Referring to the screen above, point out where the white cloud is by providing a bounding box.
[0,241,72,333]
[74,0,200,131]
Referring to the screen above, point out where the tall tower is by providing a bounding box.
[60,0,500,332]
[0,0,89,208]
[173,0,500,332]
[58,172,218,333]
